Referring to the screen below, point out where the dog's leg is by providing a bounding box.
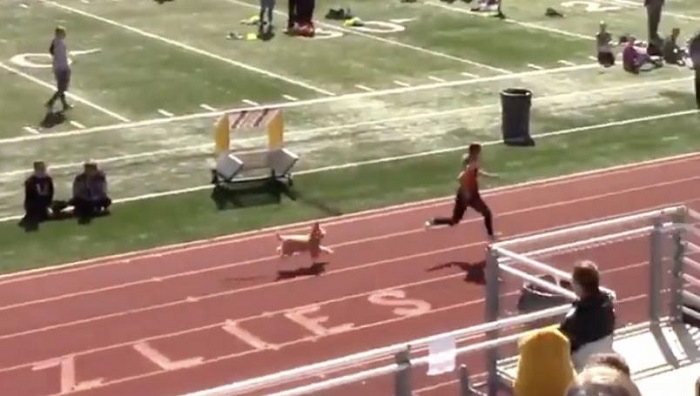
[320,245,334,254]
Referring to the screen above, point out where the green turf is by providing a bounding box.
[0,0,698,271]
[1,108,697,272]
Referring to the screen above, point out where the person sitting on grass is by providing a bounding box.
[663,28,688,66]
[622,36,660,74]
[69,160,111,221]
[23,161,55,224]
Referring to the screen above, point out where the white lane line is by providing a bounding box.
[354,84,374,92]
[282,94,299,102]
[0,106,695,223]
[200,104,217,111]
[222,0,513,74]
[0,62,130,122]
[157,109,174,117]
[41,0,336,96]
[242,99,259,106]
[0,62,614,145]
[23,127,40,135]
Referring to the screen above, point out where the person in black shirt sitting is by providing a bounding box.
[560,260,616,371]
[23,161,55,224]
[69,161,111,221]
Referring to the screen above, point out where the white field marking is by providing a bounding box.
[589,55,599,61]
[157,109,174,117]
[461,72,479,78]
[242,99,259,106]
[22,127,40,135]
[425,1,595,41]
[427,76,447,82]
[33,266,649,395]
[69,121,86,129]
[0,252,653,370]
[0,176,692,313]
[0,62,130,122]
[0,62,603,145]
[393,80,411,87]
[558,60,576,66]
[0,75,689,180]
[132,342,203,370]
[0,106,696,224]
[661,135,680,142]
[527,63,544,70]
[19,2,29,8]
[40,0,336,96]
[282,94,298,102]
[199,104,217,111]
[354,84,374,92]
[0,151,697,284]
[222,0,512,74]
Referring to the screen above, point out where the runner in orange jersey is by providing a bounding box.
[425,143,497,241]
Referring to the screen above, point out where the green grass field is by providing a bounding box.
[0,0,698,271]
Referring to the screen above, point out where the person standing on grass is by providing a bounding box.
[286,0,298,32]
[259,0,275,37]
[45,26,72,113]
[691,31,700,109]
[425,143,497,241]
[596,22,615,68]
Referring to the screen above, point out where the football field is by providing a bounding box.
[0,0,698,221]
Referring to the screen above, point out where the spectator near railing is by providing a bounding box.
[565,353,642,396]
[513,326,575,396]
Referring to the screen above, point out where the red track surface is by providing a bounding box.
[1,154,700,396]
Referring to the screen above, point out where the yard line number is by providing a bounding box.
[560,1,624,12]
[10,48,101,68]
[314,20,409,40]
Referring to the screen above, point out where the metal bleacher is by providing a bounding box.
[183,205,700,396]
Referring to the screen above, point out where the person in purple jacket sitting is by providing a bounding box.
[622,37,655,74]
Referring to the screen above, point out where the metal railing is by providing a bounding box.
[183,304,572,396]
[183,206,694,396]
[679,208,700,324]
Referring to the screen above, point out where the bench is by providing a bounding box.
[211,148,299,206]
[496,319,700,395]
[214,148,299,185]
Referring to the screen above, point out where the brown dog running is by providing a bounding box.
[276,222,334,260]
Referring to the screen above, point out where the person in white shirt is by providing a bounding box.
[45,26,72,113]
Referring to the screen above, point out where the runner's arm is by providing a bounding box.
[479,169,499,178]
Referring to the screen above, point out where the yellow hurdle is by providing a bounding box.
[214,108,284,155]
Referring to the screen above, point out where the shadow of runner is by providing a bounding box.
[276,262,328,281]
[39,111,66,129]
[427,260,488,285]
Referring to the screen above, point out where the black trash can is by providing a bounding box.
[517,274,572,330]
[500,88,535,147]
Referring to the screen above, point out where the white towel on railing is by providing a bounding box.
[427,335,457,376]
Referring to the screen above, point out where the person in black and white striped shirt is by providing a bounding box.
[45,26,72,113]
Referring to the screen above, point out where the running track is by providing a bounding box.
[1,154,700,396]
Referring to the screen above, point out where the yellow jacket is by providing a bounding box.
[513,326,576,396]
